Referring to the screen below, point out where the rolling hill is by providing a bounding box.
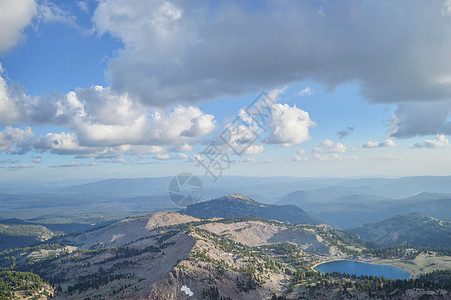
[0,220,54,251]
[349,213,451,248]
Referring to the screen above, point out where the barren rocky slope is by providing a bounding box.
[4,211,346,299]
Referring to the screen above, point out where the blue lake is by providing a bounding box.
[315,260,411,280]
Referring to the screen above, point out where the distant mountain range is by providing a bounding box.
[349,213,451,248]
[2,175,451,230]
[182,194,321,225]
[277,189,451,229]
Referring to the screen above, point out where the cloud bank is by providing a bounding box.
[92,0,451,108]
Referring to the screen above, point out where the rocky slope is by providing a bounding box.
[61,212,199,249]
[2,209,449,299]
[2,210,350,299]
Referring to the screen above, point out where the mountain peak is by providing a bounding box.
[182,194,321,225]
[227,193,253,201]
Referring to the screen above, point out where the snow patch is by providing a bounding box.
[181,285,193,296]
[110,233,124,242]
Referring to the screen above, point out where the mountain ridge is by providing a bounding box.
[182,193,322,225]
[349,213,451,248]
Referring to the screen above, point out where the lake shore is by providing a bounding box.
[311,257,414,279]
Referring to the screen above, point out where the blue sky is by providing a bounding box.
[0,0,450,181]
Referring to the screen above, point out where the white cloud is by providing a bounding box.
[293,155,308,162]
[241,157,256,163]
[0,0,37,53]
[267,86,288,102]
[363,139,396,148]
[313,139,346,153]
[33,132,91,155]
[311,139,355,161]
[31,156,42,163]
[35,2,78,28]
[176,153,189,160]
[299,86,313,96]
[181,114,216,137]
[155,153,171,160]
[219,87,314,151]
[77,1,90,14]
[442,0,451,16]
[192,154,203,162]
[244,144,264,155]
[413,135,450,148]
[263,103,315,146]
[0,126,34,153]
[0,70,28,125]
[0,81,217,155]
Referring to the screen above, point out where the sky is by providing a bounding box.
[0,0,451,181]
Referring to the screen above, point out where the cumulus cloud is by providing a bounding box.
[91,0,451,109]
[313,139,346,154]
[181,114,216,138]
[0,69,29,125]
[263,103,315,146]
[363,139,396,148]
[0,79,216,157]
[154,153,170,160]
[244,144,264,155]
[311,139,355,161]
[0,126,34,153]
[33,132,91,155]
[219,89,315,153]
[413,135,450,148]
[54,87,216,147]
[0,0,37,53]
